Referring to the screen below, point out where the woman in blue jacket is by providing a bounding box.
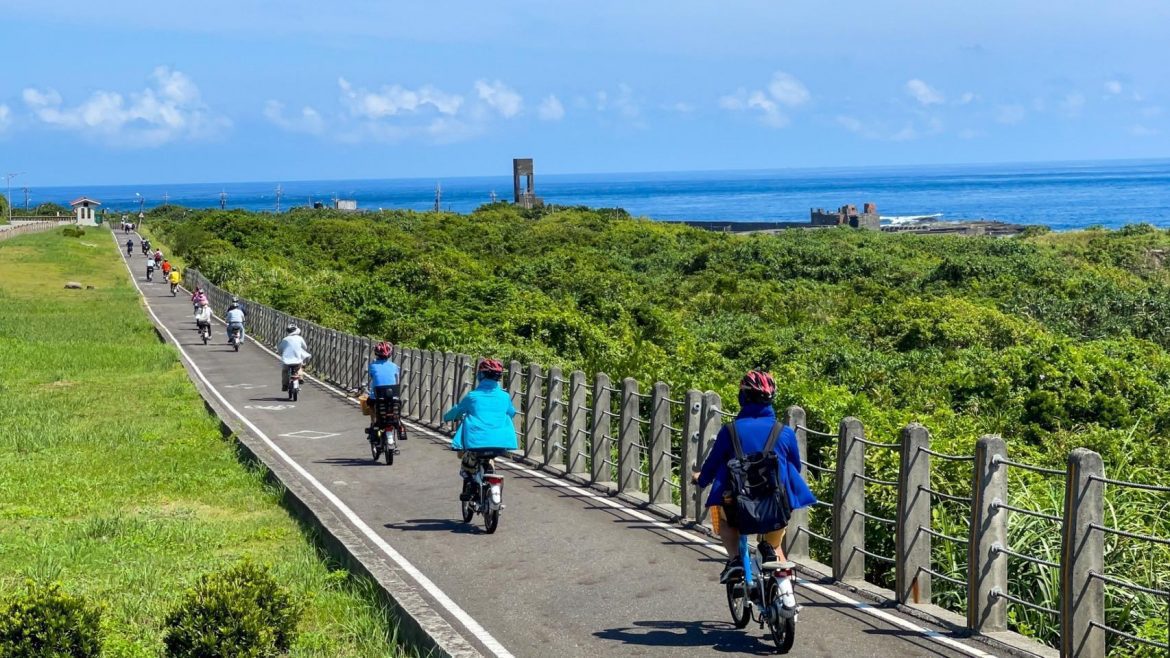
[443,358,517,500]
[693,370,818,583]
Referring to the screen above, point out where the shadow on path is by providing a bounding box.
[594,620,777,655]
[385,518,479,535]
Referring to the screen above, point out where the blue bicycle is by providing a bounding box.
[725,535,798,653]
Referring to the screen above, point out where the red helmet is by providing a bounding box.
[477,358,505,375]
[739,370,776,399]
[374,342,393,359]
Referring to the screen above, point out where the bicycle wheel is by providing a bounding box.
[461,498,474,523]
[725,579,750,629]
[369,432,380,461]
[483,508,499,534]
[769,613,795,653]
[383,431,394,466]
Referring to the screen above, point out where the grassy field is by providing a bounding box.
[0,229,408,656]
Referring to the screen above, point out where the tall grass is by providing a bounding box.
[0,230,409,656]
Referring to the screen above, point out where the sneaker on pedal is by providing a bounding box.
[719,557,744,584]
[459,479,475,502]
[758,541,784,570]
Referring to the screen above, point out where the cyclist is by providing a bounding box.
[194,300,212,335]
[231,296,247,319]
[145,258,156,281]
[278,324,311,391]
[161,259,172,278]
[225,301,246,344]
[443,359,517,501]
[125,238,134,256]
[142,239,151,255]
[692,370,817,583]
[366,341,408,435]
[167,267,181,292]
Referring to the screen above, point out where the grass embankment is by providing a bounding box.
[0,230,408,656]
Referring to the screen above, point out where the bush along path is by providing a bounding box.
[0,229,410,656]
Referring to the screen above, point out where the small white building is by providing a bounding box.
[70,197,101,226]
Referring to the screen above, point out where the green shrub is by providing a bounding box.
[163,560,303,658]
[61,227,86,238]
[0,580,103,658]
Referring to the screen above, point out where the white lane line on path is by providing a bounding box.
[132,231,994,658]
[112,232,514,658]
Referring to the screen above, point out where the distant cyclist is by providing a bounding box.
[225,301,246,344]
[167,267,181,293]
[126,238,134,256]
[693,370,817,583]
[161,259,172,278]
[145,258,156,281]
[443,359,517,501]
[278,324,311,391]
[194,300,212,334]
[366,341,407,440]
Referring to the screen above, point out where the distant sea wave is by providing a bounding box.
[23,159,1170,231]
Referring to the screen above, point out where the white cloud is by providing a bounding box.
[995,104,1027,125]
[1060,92,1086,116]
[720,71,809,128]
[767,72,810,107]
[263,100,325,135]
[338,77,462,119]
[21,67,228,146]
[0,104,10,132]
[663,101,695,113]
[596,84,641,119]
[836,115,927,141]
[1104,80,1123,95]
[474,80,523,118]
[906,79,944,106]
[1129,124,1160,137]
[537,95,565,121]
[957,92,979,105]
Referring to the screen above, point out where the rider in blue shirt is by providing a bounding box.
[367,342,405,439]
[443,358,517,500]
[694,370,817,583]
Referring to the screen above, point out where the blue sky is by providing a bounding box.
[1,0,1168,186]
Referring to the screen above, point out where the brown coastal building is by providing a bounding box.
[810,202,880,230]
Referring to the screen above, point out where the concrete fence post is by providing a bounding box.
[423,351,437,421]
[1060,448,1106,658]
[457,354,472,400]
[680,390,703,522]
[440,353,455,427]
[896,423,932,605]
[967,435,1009,633]
[426,351,439,426]
[524,364,544,460]
[544,367,564,468]
[431,352,444,426]
[694,392,723,525]
[507,361,523,438]
[783,406,810,561]
[567,371,587,475]
[618,378,642,495]
[590,373,613,485]
[832,417,867,583]
[649,382,673,505]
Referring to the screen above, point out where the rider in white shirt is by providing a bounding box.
[194,302,213,332]
[277,324,311,391]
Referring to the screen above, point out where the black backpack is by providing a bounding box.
[723,421,792,534]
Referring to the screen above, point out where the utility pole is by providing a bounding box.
[22,187,30,213]
[4,172,23,223]
[434,182,442,212]
[275,184,283,213]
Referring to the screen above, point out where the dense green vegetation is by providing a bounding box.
[146,205,1170,651]
[0,231,409,656]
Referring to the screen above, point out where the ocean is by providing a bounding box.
[21,159,1170,231]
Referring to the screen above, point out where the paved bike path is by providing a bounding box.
[117,234,1003,658]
